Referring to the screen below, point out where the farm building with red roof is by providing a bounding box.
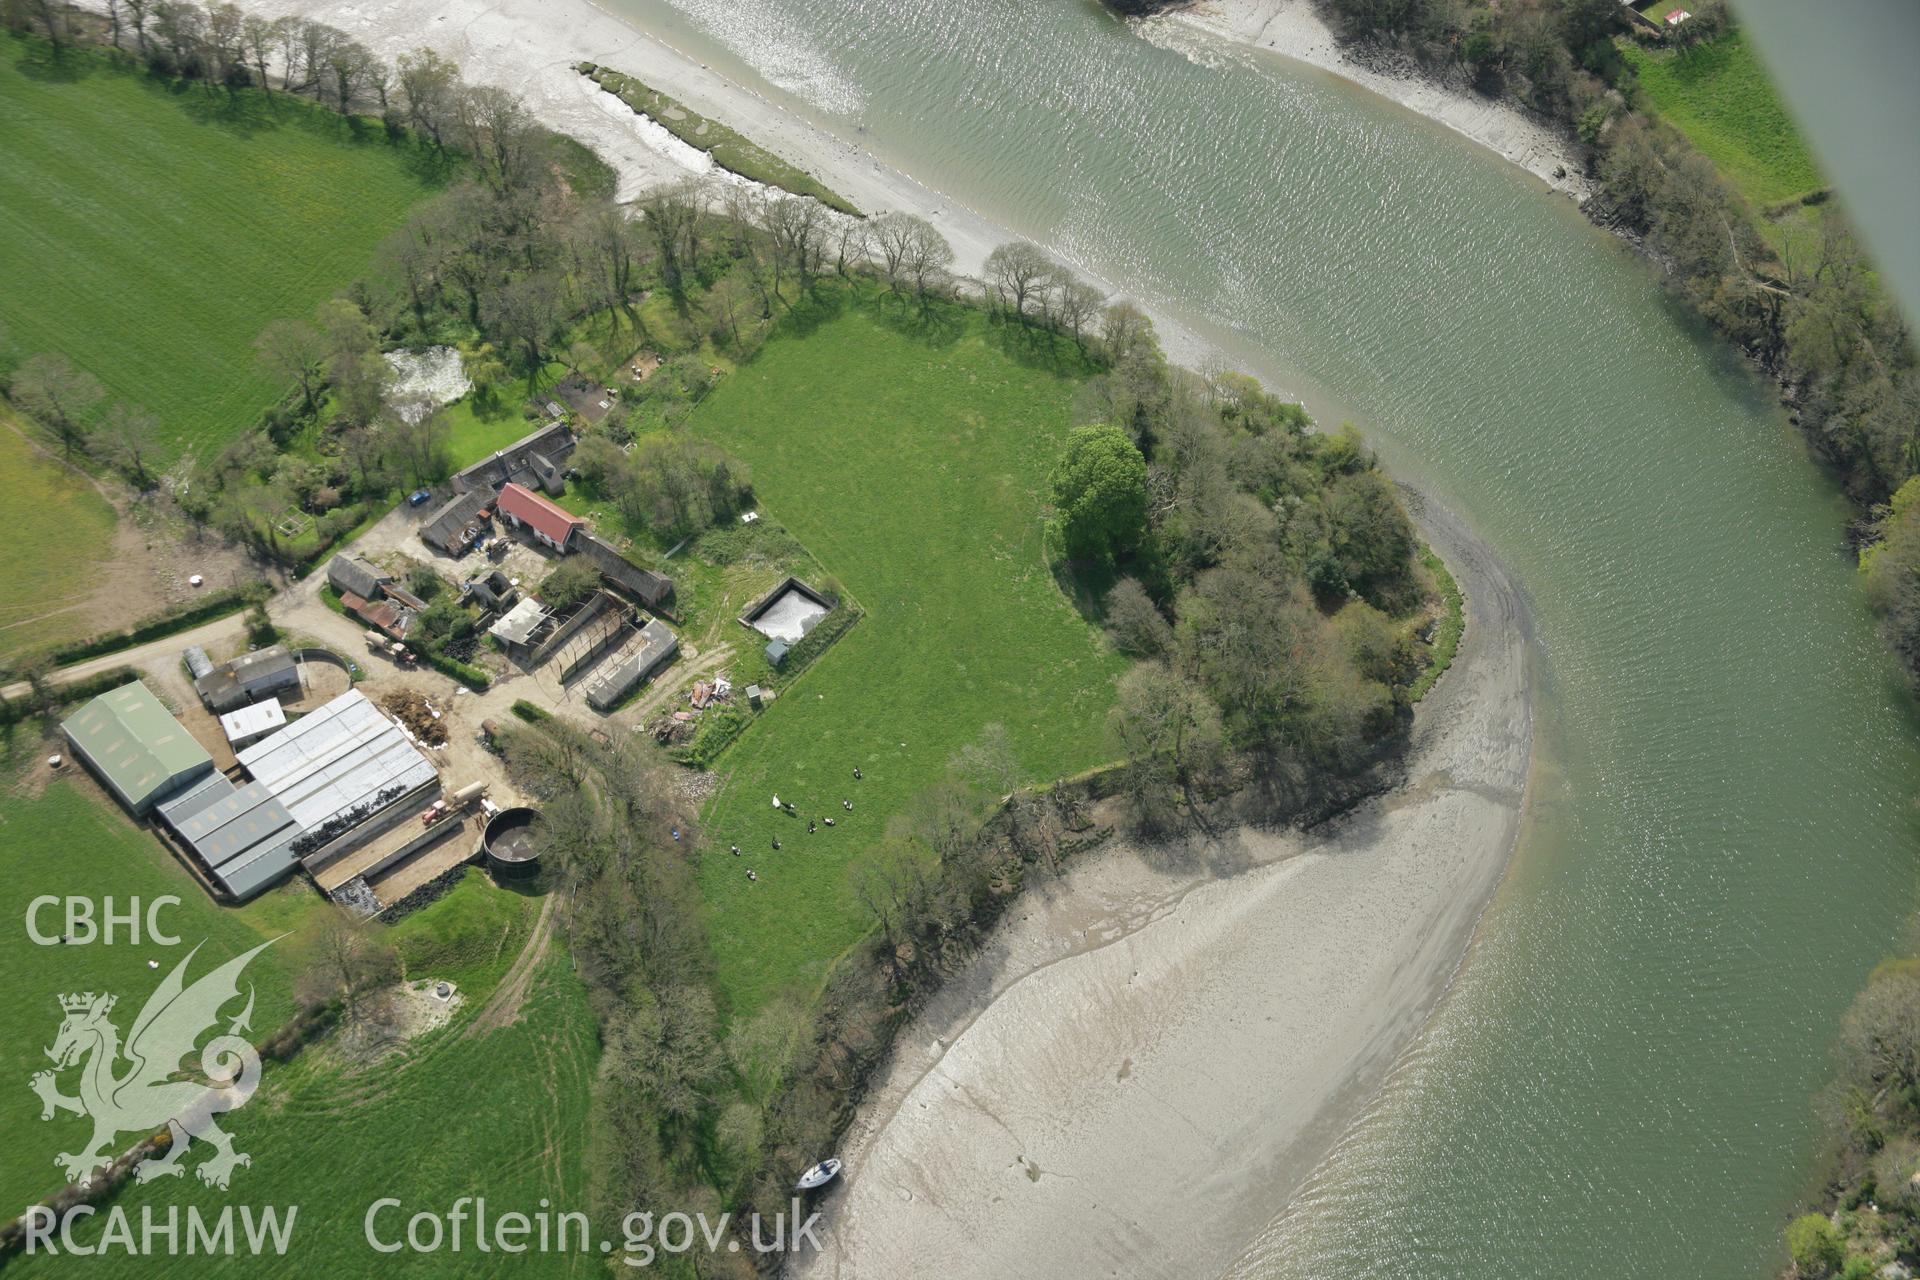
[497,482,585,551]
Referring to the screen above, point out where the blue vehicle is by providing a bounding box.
[408,488,433,507]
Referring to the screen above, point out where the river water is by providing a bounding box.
[611,1,1920,1273]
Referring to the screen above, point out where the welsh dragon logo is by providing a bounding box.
[31,939,274,1190]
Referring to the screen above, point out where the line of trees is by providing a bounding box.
[0,301,163,490]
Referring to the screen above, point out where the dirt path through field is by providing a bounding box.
[464,892,559,1039]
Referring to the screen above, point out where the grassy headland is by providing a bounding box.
[688,293,1125,1013]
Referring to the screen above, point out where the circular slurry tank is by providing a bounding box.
[483,808,542,879]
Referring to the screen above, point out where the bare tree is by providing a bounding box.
[948,722,1024,799]
[457,84,534,189]
[870,211,919,293]
[149,0,206,75]
[294,20,339,98]
[849,841,931,985]
[97,403,162,489]
[125,0,151,56]
[1055,276,1103,351]
[724,999,805,1107]
[481,270,566,370]
[397,48,460,149]
[12,354,103,457]
[983,241,1055,324]
[23,0,71,58]
[702,268,753,351]
[239,14,283,92]
[902,218,955,307]
[1109,659,1224,833]
[295,912,399,1021]
[365,54,395,124]
[639,182,701,301]
[432,183,505,326]
[341,426,388,494]
[1104,576,1172,656]
[324,37,374,114]
[385,407,451,486]
[767,197,829,295]
[252,318,328,414]
[374,217,441,326]
[272,14,305,92]
[204,2,244,87]
[834,217,873,279]
[1842,968,1920,1099]
[576,203,647,327]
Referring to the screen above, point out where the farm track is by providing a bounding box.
[465,892,559,1039]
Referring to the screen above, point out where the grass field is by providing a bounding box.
[1621,30,1822,207]
[687,293,1125,1015]
[0,34,445,467]
[441,396,539,470]
[0,407,118,659]
[0,779,309,1211]
[1,774,597,1274]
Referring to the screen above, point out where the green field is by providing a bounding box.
[2,778,596,1275]
[688,295,1125,1015]
[1621,30,1822,207]
[0,34,444,466]
[442,396,540,470]
[0,780,310,1211]
[0,408,118,658]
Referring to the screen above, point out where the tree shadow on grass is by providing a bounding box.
[11,42,93,84]
[774,285,850,340]
[985,318,1097,379]
[1051,553,1118,629]
[865,292,965,350]
[148,72,457,185]
[161,76,284,137]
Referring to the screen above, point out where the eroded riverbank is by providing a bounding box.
[797,494,1532,1279]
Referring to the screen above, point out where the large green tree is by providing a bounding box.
[1048,423,1148,567]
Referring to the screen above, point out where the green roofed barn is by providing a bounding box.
[60,680,215,815]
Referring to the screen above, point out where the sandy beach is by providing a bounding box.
[793,492,1531,1279]
[1161,0,1592,199]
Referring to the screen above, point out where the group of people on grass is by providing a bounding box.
[736,766,864,883]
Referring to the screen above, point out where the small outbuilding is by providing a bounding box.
[464,570,518,612]
[489,598,547,650]
[218,700,288,751]
[765,639,790,668]
[194,646,300,715]
[585,619,680,710]
[420,488,493,556]
[327,553,390,602]
[182,645,213,680]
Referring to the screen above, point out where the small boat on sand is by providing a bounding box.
[795,1158,842,1191]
